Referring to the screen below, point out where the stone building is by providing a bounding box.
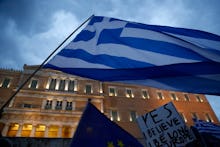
[0,64,219,143]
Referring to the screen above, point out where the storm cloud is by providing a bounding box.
[0,0,220,69]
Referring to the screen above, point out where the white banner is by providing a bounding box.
[137,102,195,147]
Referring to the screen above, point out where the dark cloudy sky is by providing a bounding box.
[0,0,220,120]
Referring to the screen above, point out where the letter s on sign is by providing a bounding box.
[163,104,172,118]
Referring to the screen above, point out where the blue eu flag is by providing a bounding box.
[70,102,143,147]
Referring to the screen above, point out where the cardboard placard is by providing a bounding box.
[137,102,195,147]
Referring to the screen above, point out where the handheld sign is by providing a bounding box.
[137,102,195,147]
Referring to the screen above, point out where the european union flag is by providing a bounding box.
[45,16,220,95]
[70,102,143,147]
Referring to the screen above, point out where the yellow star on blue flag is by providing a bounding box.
[117,140,124,147]
[107,141,114,147]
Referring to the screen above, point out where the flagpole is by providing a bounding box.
[0,14,94,117]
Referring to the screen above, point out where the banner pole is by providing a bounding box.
[0,14,94,117]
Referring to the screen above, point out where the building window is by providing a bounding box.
[126,88,134,98]
[192,112,198,119]
[7,123,19,137]
[142,90,149,99]
[1,78,11,88]
[184,94,190,101]
[55,101,62,110]
[59,80,65,91]
[48,125,59,138]
[62,126,72,138]
[23,104,32,108]
[157,92,164,100]
[196,95,203,102]
[109,87,116,96]
[66,101,72,110]
[110,110,120,121]
[170,93,178,101]
[21,124,32,137]
[130,111,137,122]
[49,79,56,90]
[180,112,187,122]
[35,125,45,137]
[205,113,213,122]
[85,84,92,94]
[45,100,52,109]
[68,80,75,91]
[29,79,38,89]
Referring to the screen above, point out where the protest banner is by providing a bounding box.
[137,102,195,147]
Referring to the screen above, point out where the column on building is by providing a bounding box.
[72,101,75,111]
[55,79,60,90]
[71,127,75,138]
[1,123,9,136]
[65,79,69,91]
[74,80,77,91]
[62,100,67,110]
[8,98,15,107]
[16,123,23,137]
[58,125,62,138]
[99,82,103,94]
[42,99,47,109]
[30,124,36,137]
[52,99,56,110]
[46,78,51,89]
[101,99,104,113]
[44,125,49,137]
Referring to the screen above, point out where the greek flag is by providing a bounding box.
[193,119,220,139]
[44,16,220,95]
[192,119,220,146]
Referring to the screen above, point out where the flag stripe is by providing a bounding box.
[126,22,220,41]
[197,74,220,81]
[45,62,220,80]
[165,33,220,50]
[119,75,220,94]
[44,63,220,94]
[196,127,220,133]
[125,23,220,62]
[120,27,220,57]
[46,55,112,69]
[99,29,210,61]
[59,44,202,67]
[58,49,154,68]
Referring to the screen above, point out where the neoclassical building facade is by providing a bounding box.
[0,64,219,141]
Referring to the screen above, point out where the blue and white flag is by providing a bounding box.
[44,16,220,95]
[192,119,220,146]
[193,119,220,139]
